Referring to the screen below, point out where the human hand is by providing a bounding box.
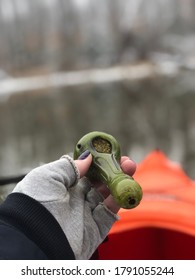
[12,152,136,259]
[75,152,137,213]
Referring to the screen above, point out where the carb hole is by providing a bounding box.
[77,144,81,149]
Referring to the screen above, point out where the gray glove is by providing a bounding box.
[12,155,118,259]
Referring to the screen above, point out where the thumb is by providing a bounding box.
[74,150,92,178]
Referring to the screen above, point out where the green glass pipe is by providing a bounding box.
[73,131,142,209]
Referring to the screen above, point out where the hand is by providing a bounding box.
[12,153,136,259]
[75,153,137,213]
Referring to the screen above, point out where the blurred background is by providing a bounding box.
[0,0,195,201]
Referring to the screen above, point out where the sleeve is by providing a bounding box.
[0,192,75,259]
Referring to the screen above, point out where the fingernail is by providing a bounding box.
[78,150,90,160]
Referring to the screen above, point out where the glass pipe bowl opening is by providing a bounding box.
[92,137,112,153]
[73,131,121,161]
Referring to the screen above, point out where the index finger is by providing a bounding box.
[120,156,137,176]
